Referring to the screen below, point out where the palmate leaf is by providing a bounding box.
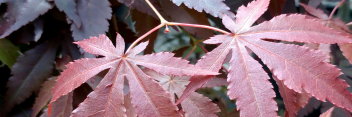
[51,34,218,117]
[0,0,52,38]
[180,0,352,116]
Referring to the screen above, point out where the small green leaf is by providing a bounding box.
[0,39,20,67]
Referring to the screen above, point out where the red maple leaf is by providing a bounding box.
[178,0,352,116]
[51,34,218,117]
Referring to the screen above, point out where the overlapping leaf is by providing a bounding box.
[52,34,217,116]
[3,41,57,113]
[181,0,352,116]
[301,3,352,64]
[68,0,112,41]
[54,0,81,27]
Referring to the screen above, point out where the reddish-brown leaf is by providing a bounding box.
[243,39,352,112]
[51,33,216,117]
[50,93,73,117]
[340,44,352,64]
[300,3,352,64]
[51,58,118,102]
[300,3,328,19]
[132,52,218,76]
[176,35,232,104]
[233,0,270,33]
[273,76,310,117]
[124,93,137,117]
[124,62,182,117]
[228,39,277,117]
[245,14,352,44]
[180,92,219,117]
[32,77,57,117]
[201,77,228,88]
[320,107,335,117]
[182,0,352,115]
[74,34,123,57]
[71,66,125,117]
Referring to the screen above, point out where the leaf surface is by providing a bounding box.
[243,39,352,111]
[274,76,310,117]
[70,0,111,41]
[233,0,270,33]
[227,39,277,117]
[71,66,125,117]
[170,0,232,17]
[51,58,118,102]
[50,93,73,117]
[0,0,52,38]
[182,0,352,114]
[300,3,328,19]
[181,92,219,117]
[125,62,181,117]
[245,14,352,44]
[52,34,215,116]
[340,44,352,64]
[300,3,352,65]
[144,69,220,117]
[4,41,57,112]
[132,52,218,76]
[54,0,81,27]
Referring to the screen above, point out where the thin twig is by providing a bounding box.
[145,0,167,23]
[329,0,346,19]
[185,46,197,59]
[167,22,231,35]
[125,23,165,53]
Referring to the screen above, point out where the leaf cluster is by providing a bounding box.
[0,0,352,117]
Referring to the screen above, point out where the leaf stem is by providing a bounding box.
[125,23,165,53]
[346,22,352,26]
[167,22,231,35]
[329,0,345,19]
[145,0,168,23]
[185,46,197,59]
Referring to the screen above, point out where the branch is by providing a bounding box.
[167,22,231,35]
[125,23,165,53]
[145,0,168,23]
[329,0,346,19]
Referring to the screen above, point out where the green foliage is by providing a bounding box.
[0,39,19,67]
